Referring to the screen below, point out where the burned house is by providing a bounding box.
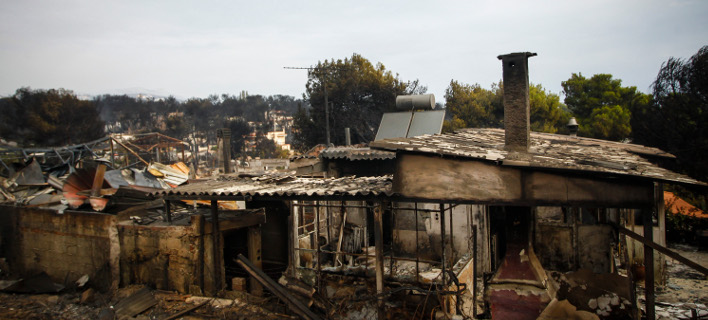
[1,52,707,320]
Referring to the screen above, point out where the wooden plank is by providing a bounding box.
[335,210,348,266]
[248,226,263,297]
[163,299,210,320]
[235,254,321,320]
[616,225,708,276]
[113,287,157,320]
[203,209,266,233]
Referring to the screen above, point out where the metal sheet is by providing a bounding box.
[406,110,445,138]
[374,111,412,141]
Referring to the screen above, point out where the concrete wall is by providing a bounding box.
[0,206,118,290]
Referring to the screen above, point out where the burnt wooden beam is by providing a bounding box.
[373,204,385,319]
[203,208,265,233]
[163,299,210,320]
[235,254,321,320]
[164,200,172,223]
[643,208,655,320]
[248,225,263,297]
[211,200,221,294]
[393,153,654,208]
[615,225,708,276]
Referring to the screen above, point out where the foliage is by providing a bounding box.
[295,53,424,149]
[561,73,650,141]
[443,81,569,134]
[442,80,503,131]
[634,45,708,181]
[529,84,571,134]
[585,105,632,141]
[0,87,105,146]
[665,209,707,244]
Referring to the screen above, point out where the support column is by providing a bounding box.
[374,204,385,318]
[248,226,263,296]
[643,207,655,320]
[211,200,222,294]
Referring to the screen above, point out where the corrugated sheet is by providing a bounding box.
[157,174,393,198]
[369,128,705,186]
[320,147,396,161]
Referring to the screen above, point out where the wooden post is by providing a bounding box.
[197,214,205,294]
[164,200,172,223]
[440,203,447,315]
[248,226,264,296]
[374,204,385,318]
[440,203,446,288]
[291,202,299,276]
[211,200,222,294]
[472,225,477,316]
[656,182,666,285]
[315,201,321,290]
[110,139,115,168]
[415,202,420,284]
[643,207,655,320]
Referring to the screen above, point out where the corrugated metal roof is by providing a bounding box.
[369,128,705,186]
[320,147,396,161]
[157,174,393,198]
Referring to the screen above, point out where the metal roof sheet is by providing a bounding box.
[369,128,705,186]
[157,174,393,198]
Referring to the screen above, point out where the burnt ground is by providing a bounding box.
[637,243,708,319]
[0,285,294,320]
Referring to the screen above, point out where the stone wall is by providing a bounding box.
[117,216,209,294]
[0,206,118,290]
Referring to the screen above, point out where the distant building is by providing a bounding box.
[266,130,290,151]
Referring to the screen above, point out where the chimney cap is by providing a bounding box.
[567,117,578,127]
[567,117,579,136]
[497,52,537,60]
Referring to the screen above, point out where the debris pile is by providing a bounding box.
[0,157,192,213]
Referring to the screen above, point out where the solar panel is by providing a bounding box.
[374,111,413,141]
[407,110,446,138]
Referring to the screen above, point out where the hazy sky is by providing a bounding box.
[1,0,706,102]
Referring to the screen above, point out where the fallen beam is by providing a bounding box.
[162,299,210,320]
[235,254,321,320]
[616,225,708,276]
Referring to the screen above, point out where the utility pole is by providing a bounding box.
[285,65,342,146]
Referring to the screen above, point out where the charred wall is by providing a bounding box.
[0,206,118,290]
[117,217,207,294]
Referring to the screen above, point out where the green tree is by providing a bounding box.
[636,46,708,181]
[443,80,503,132]
[561,73,650,141]
[529,84,571,134]
[295,53,423,149]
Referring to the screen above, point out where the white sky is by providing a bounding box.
[1,0,706,102]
